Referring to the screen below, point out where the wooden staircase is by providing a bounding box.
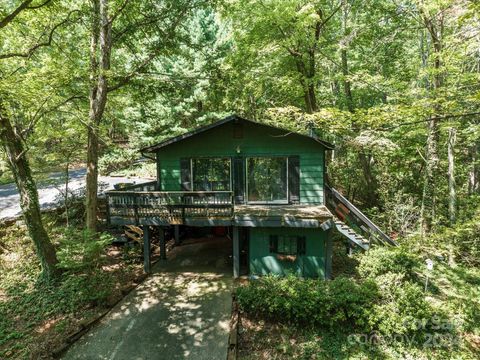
[334,219,370,250]
[325,185,397,250]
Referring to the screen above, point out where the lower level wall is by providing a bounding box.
[249,227,329,279]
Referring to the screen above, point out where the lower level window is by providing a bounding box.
[269,235,306,255]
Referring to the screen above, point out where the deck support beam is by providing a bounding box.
[174,225,180,246]
[143,226,151,273]
[159,227,167,260]
[233,226,240,278]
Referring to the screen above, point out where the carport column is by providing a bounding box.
[159,227,167,260]
[233,226,240,278]
[174,225,180,246]
[143,226,151,273]
[325,228,333,280]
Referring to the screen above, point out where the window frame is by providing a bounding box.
[245,156,289,204]
[190,157,232,192]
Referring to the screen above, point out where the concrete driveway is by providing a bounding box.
[0,168,152,219]
[62,236,233,360]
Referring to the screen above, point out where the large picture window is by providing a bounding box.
[192,158,231,191]
[247,157,287,203]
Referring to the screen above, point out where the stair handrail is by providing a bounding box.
[325,185,397,246]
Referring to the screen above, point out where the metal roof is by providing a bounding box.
[140,114,335,153]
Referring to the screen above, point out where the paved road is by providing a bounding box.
[0,168,152,220]
[62,237,233,360]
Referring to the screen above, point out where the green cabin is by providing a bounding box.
[106,115,396,278]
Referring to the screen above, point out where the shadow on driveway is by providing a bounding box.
[62,236,233,360]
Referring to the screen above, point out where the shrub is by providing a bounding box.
[236,275,378,331]
[237,273,437,340]
[357,247,420,281]
[366,273,433,336]
[57,228,113,271]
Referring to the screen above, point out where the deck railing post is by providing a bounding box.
[134,193,139,225]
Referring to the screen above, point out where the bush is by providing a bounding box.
[237,273,437,339]
[366,273,433,336]
[236,275,378,331]
[57,228,113,271]
[357,247,421,281]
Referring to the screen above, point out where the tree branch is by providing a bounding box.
[0,0,32,29]
[0,0,53,29]
[0,10,80,60]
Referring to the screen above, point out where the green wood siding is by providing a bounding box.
[249,227,327,278]
[156,121,326,204]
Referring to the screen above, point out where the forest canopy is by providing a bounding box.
[0,0,479,274]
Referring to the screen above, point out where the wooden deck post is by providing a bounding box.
[174,225,180,246]
[159,227,167,260]
[233,226,240,278]
[325,229,333,280]
[143,225,151,273]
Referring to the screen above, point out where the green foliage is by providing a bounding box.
[366,273,433,336]
[237,252,439,341]
[357,247,421,281]
[427,214,480,266]
[98,148,138,175]
[237,275,378,331]
[57,228,113,271]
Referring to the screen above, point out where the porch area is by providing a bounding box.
[105,181,333,228]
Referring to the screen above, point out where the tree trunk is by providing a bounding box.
[448,127,456,225]
[85,0,112,232]
[468,143,479,194]
[0,103,60,280]
[341,48,353,112]
[420,14,443,234]
[65,161,70,227]
[358,152,380,207]
[341,0,353,112]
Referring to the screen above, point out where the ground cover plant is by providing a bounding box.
[236,245,480,359]
[0,212,145,359]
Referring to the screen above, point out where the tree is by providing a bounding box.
[84,0,207,231]
[0,105,60,279]
[0,0,77,280]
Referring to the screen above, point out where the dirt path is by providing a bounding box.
[62,237,233,360]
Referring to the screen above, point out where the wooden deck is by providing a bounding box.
[106,190,333,228]
[234,204,332,227]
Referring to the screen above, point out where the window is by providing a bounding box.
[192,158,231,191]
[269,235,306,255]
[247,157,287,203]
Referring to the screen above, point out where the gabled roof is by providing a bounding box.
[140,114,335,153]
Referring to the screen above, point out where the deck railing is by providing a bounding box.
[325,185,397,246]
[106,190,234,225]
